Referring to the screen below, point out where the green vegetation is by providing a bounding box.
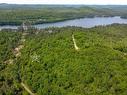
[0,30,22,95]
[0,6,97,25]
[0,30,21,64]
[1,24,127,95]
[0,4,127,25]
[19,24,127,95]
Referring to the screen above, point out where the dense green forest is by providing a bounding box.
[1,24,127,95]
[0,30,22,94]
[0,4,127,25]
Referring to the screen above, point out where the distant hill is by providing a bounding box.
[0,4,127,10]
[0,3,84,9]
[0,4,127,25]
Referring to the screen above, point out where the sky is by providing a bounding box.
[0,0,127,5]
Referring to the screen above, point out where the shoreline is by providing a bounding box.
[0,16,127,30]
[0,15,125,26]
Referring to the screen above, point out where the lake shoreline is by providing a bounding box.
[0,16,127,30]
[0,15,126,26]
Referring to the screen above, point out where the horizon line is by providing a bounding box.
[0,3,127,5]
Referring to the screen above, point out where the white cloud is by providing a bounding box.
[0,0,127,5]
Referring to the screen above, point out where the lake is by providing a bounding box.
[0,16,127,30]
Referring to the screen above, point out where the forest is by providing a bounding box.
[0,24,127,95]
[0,4,127,25]
[0,30,22,94]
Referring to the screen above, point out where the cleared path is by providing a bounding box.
[72,34,80,51]
[21,82,35,95]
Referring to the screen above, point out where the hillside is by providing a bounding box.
[1,24,127,95]
[0,5,127,25]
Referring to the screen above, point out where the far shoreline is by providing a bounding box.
[0,15,126,26]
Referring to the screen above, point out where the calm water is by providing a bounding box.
[0,16,127,30]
